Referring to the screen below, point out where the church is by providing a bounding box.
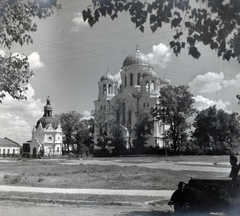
[28,97,63,157]
[93,47,171,149]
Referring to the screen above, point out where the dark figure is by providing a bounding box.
[229,155,240,178]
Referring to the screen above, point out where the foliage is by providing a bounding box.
[75,118,94,156]
[192,105,240,154]
[0,0,61,102]
[108,99,128,155]
[94,108,111,149]
[83,0,240,62]
[132,112,153,154]
[55,111,83,153]
[151,85,196,153]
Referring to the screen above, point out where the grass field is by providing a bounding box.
[0,155,233,204]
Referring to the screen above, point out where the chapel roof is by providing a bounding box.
[36,96,59,129]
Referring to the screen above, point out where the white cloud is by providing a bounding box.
[0,84,44,144]
[0,49,6,57]
[189,72,240,94]
[114,70,122,87]
[28,52,45,69]
[11,51,44,69]
[193,95,231,111]
[147,43,172,68]
[189,72,224,94]
[71,12,88,32]
[223,73,240,88]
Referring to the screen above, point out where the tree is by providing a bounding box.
[94,108,111,150]
[83,0,240,62]
[192,105,240,154]
[0,0,61,102]
[55,111,83,153]
[151,85,196,153]
[108,99,128,155]
[75,118,94,157]
[132,112,153,154]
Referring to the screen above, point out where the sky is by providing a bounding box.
[1,0,240,144]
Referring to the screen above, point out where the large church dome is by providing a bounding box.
[122,48,151,67]
[36,96,59,129]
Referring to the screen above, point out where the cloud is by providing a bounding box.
[147,43,172,68]
[189,72,224,94]
[193,95,231,111]
[0,49,6,57]
[0,84,44,144]
[71,12,88,32]
[28,52,45,69]
[222,73,240,88]
[11,51,44,69]
[114,70,122,88]
[189,72,240,94]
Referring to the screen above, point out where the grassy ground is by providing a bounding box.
[0,155,232,204]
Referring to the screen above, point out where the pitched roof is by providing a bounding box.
[0,137,21,148]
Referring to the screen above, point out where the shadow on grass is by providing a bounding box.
[116,210,174,215]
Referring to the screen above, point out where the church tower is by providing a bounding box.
[30,96,63,157]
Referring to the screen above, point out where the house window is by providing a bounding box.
[125,75,127,87]
[7,149,10,156]
[13,149,15,156]
[0,149,1,155]
[56,147,59,153]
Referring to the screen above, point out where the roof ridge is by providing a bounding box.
[4,137,21,146]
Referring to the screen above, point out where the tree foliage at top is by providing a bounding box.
[55,111,83,152]
[132,112,153,154]
[108,99,128,155]
[192,105,240,154]
[83,0,240,62]
[151,85,196,153]
[0,0,61,102]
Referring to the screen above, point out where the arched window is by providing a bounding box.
[108,84,112,94]
[137,73,141,85]
[130,73,133,86]
[146,81,149,92]
[103,84,106,94]
[125,74,127,87]
[150,81,154,91]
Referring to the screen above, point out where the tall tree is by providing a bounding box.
[0,0,61,102]
[108,99,127,155]
[192,105,240,154]
[75,118,94,156]
[94,108,111,150]
[83,0,240,62]
[55,111,83,153]
[132,112,153,154]
[151,85,196,153]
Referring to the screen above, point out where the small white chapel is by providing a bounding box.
[29,96,63,156]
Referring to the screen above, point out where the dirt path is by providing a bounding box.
[0,185,173,197]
